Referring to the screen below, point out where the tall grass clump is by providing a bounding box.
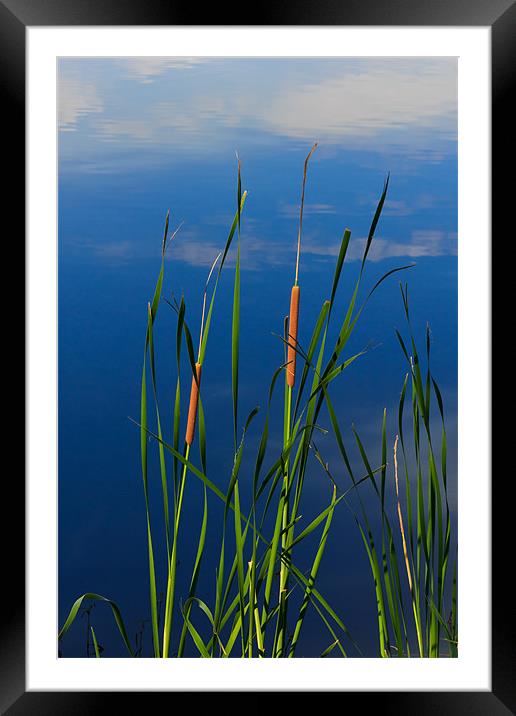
[58,149,455,658]
[331,283,457,657]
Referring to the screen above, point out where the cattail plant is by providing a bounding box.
[273,143,318,656]
[184,256,220,448]
[162,253,220,657]
[286,142,318,388]
[185,366,201,446]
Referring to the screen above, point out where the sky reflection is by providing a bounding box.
[58,58,456,156]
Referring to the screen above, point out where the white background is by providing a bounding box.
[27,26,490,691]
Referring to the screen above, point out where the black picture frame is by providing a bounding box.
[3,0,509,711]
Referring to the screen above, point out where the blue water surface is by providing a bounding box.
[58,57,457,658]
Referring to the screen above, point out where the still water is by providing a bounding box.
[58,57,457,657]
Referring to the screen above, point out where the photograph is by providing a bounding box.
[0,0,507,706]
[56,55,458,660]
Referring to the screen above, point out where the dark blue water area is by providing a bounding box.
[58,56,457,658]
[58,151,457,658]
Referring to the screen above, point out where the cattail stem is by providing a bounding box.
[185,363,202,445]
[286,285,300,388]
[273,145,316,655]
[294,142,318,285]
[162,443,190,658]
[394,434,424,657]
[163,254,217,657]
[275,384,292,656]
[393,434,412,592]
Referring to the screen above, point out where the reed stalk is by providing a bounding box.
[162,255,219,657]
[274,143,317,656]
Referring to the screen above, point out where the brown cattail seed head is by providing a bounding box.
[287,285,300,388]
[185,362,202,445]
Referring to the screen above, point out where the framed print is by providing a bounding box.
[2,0,510,711]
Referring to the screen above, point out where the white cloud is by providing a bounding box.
[280,203,337,219]
[168,240,225,268]
[382,199,414,217]
[258,65,456,142]
[118,57,207,83]
[303,229,457,262]
[168,234,292,271]
[58,76,103,131]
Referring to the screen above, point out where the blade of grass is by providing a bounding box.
[59,593,134,657]
[91,626,101,658]
[288,485,337,656]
